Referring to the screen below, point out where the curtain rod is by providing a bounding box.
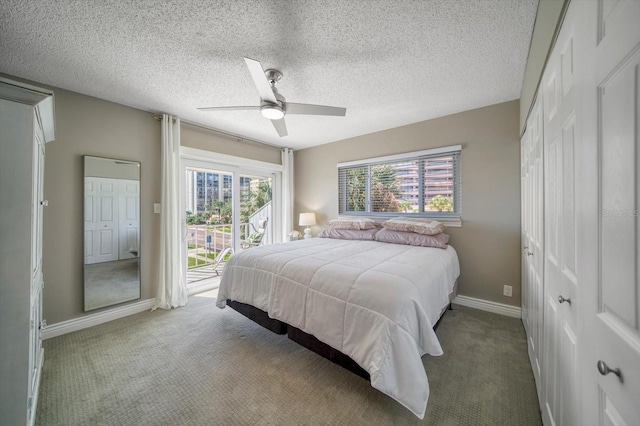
[151,113,285,150]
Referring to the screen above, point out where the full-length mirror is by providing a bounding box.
[84,156,141,311]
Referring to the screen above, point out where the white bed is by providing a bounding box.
[216,237,460,418]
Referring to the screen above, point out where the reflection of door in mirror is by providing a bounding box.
[84,156,141,311]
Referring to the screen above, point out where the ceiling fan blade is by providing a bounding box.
[197,106,260,111]
[285,102,347,117]
[244,57,278,104]
[271,118,288,137]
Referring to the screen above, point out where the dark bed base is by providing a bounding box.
[287,324,371,380]
[226,300,453,381]
[227,300,287,334]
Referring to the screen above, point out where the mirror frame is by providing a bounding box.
[83,155,141,311]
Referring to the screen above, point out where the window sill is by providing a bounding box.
[440,219,462,228]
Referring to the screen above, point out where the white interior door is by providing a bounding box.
[118,179,140,259]
[31,120,45,281]
[84,178,95,264]
[541,2,580,424]
[522,94,545,406]
[85,177,119,264]
[581,1,640,425]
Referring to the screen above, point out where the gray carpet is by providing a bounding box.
[36,294,542,425]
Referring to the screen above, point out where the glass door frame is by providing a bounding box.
[179,147,284,291]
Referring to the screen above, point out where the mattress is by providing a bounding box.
[216,238,460,418]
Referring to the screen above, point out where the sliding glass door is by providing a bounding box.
[180,155,279,289]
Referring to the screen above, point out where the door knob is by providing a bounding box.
[527,251,533,256]
[597,360,621,378]
[558,295,571,306]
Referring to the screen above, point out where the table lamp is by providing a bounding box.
[299,212,316,239]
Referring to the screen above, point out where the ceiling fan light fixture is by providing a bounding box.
[260,104,285,120]
[198,58,346,137]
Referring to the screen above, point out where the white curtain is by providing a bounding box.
[153,114,188,310]
[281,148,294,241]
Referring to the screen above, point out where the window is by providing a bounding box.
[338,145,461,218]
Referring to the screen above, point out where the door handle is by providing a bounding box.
[527,251,533,256]
[558,295,571,306]
[597,360,621,379]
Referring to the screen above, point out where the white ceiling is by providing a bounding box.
[0,0,538,150]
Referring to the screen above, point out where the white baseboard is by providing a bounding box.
[42,298,155,339]
[41,294,520,339]
[452,295,521,318]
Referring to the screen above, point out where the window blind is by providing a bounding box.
[338,147,461,218]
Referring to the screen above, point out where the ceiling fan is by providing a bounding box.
[198,57,347,137]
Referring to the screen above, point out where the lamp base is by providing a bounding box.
[304,227,312,239]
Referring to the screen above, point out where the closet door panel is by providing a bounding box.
[593,47,640,425]
[579,0,640,424]
[600,55,638,327]
[541,2,580,424]
[94,178,118,263]
[118,179,139,259]
[542,295,559,423]
[522,95,545,406]
[521,128,529,334]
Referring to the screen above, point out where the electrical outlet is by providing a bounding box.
[153,203,161,214]
[503,285,513,297]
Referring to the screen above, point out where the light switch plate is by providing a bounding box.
[153,203,161,214]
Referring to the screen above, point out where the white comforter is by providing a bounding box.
[216,238,460,418]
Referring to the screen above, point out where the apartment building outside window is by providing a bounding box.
[338,145,461,218]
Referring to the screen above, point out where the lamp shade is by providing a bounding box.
[299,212,316,227]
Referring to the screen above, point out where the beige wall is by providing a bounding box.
[294,100,521,307]
[2,73,281,325]
[38,85,162,325]
[181,123,281,165]
[520,0,568,133]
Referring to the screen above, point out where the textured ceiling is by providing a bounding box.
[0,0,538,150]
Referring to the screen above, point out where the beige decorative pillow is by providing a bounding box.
[382,217,446,235]
[327,217,378,230]
[375,228,449,248]
[318,227,379,240]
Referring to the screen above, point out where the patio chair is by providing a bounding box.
[240,217,268,249]
[212,246,234,276]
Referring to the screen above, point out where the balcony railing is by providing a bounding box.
[187,224,237,269]
[186,221,268,269]
[186,201,272,270]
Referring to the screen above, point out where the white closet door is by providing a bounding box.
[581,1,640,425]
[118,179,139,259]
[84,177,119,264]
[521,125,530,333]
[31,118,45,282]
[522,93,545,407]
[84,178,96,264]
[541,1,581,424]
